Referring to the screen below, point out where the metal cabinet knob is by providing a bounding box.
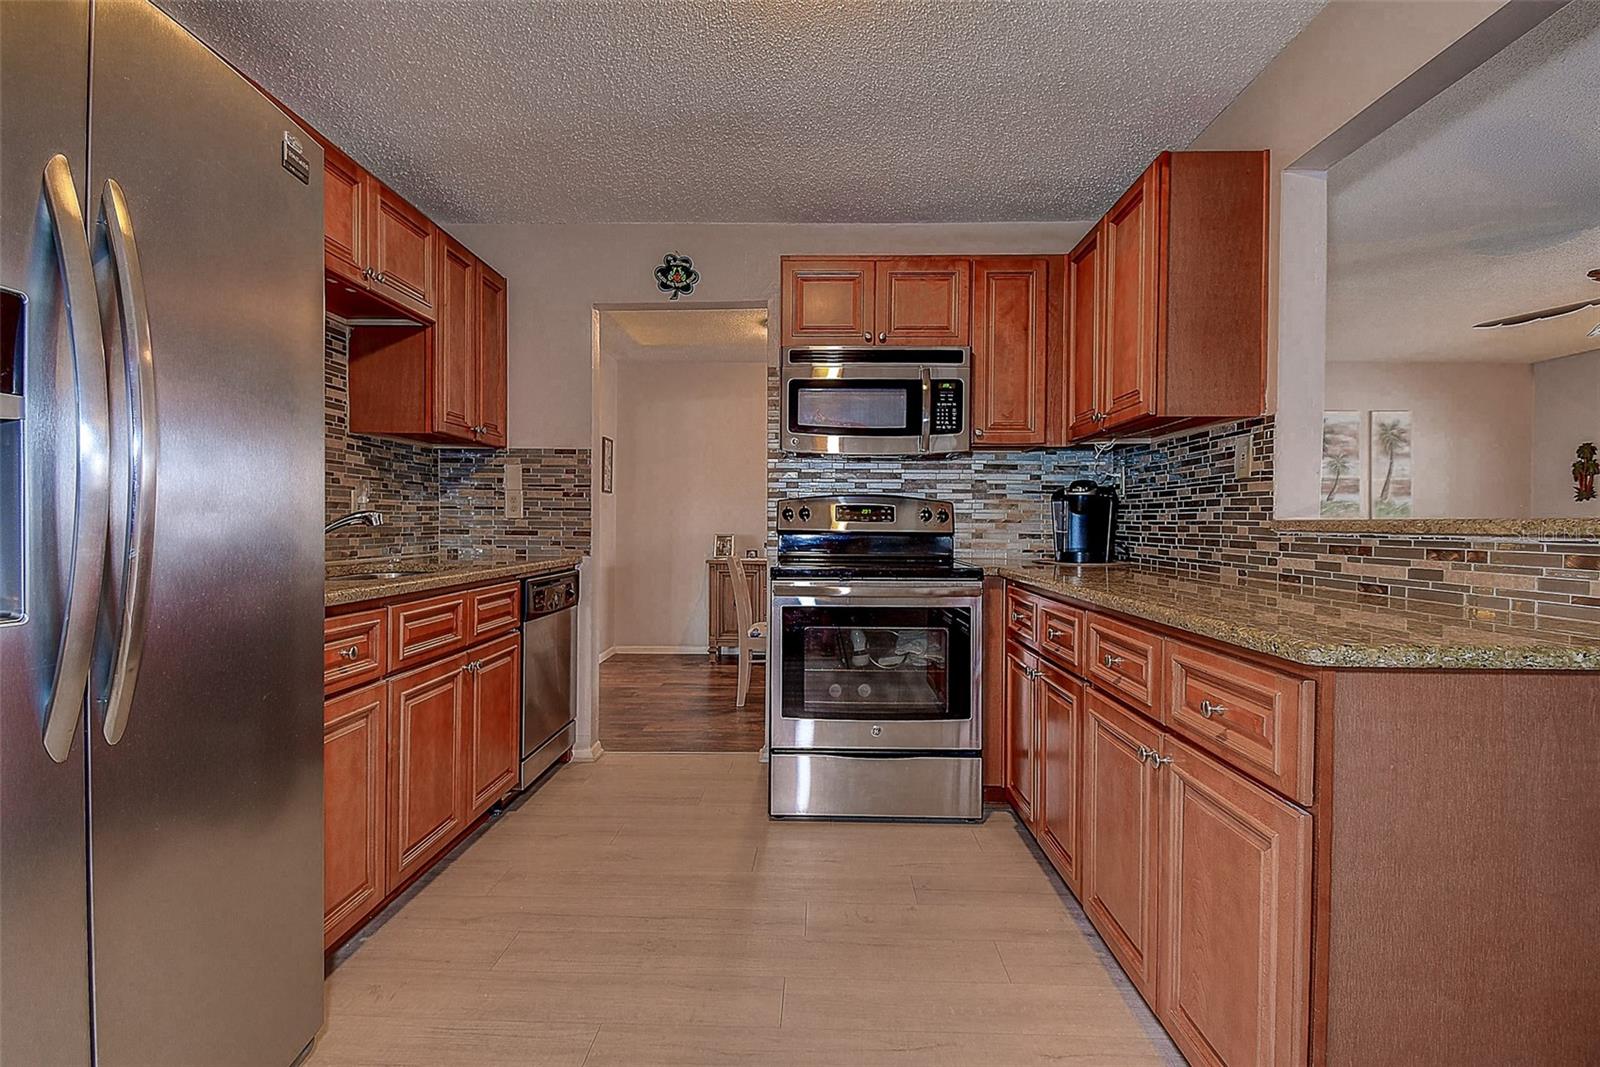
[1199,700,1227,719]
[462,660,481,674]
[1011,611,1028,623]
[863,332,872,342]
[1152,754,1173,768]
[1046,627,1065,640]
[375,271,388,285]
[973,428,985,438]
[339,645,360,661]
[878,331,887,343]
[1102,653,1123,668]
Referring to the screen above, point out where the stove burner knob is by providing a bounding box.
[798,506,812,521]
[936,507,950,523]
[919,507,933,523]
[781,507,795,522]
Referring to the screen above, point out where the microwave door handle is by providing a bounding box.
[918,368,932,453]
[38,154,111,763]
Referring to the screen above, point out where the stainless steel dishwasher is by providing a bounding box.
[520,571,579,788]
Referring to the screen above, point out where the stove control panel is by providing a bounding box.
[774,495,956,535]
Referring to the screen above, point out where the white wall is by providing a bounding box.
[450,222,1092,449]
[1324,360,1533,517]
[609,361,768,650]
[1531,349,1600,517]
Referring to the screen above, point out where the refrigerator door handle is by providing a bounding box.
[38,154,110,763]
[92,178,157,745]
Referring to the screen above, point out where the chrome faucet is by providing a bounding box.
[324,510,383,534]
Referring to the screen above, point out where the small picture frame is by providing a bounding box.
[712,533,734,558]
[600,436,614,495]
[743,548,761,559]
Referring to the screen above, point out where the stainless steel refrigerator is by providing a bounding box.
[1,1,326,1063]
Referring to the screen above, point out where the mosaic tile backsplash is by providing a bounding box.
[325,320,590,562]
[766,371,1600,636]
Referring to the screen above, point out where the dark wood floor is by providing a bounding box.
[599,653,766,752]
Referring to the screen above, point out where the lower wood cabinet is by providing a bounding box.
[1034,662,1081,892]
[465,632,522,818]
[322,682,387,949]
[1002,643,1039,825]
[1160,735,1311,1067]
[1081,689,1164,1001]
[387,652,470,889]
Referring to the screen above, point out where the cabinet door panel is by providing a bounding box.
[782,258,873,345]
[387,655,467,888]
[971,257,1047,446]
[475,262,508,446]
[322,144,367,287]
[390,589,471,670]
[1101,161,1163,429]
[1160,735,1311,1067]
[874,258,970,346]
[323,608,387,696]
[323,683,386,948]
[466,633,521,817]
[1086,613,1161,714]
[1004,644,1038,825]
[1036,665,1081,891]
[434,235,478,441]
[370,182,436,320]
[1081,690,1162,1000]
[1066,226,1105,439]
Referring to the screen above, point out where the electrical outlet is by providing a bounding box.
[1232,440,1252,479]
[504,461,523,519]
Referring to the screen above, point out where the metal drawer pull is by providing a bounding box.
[1199,700,1227,719]
[1101,653,1124,668]
[1046,626,1065,640]
[339,645,360,661]
[1151,754,1173,768]
[1011,611,1029,623]
[1136,744,1156,763]
[463,659,483,673]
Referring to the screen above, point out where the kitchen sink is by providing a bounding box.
[326,569,432,582]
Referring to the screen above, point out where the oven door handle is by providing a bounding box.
[771,581,983,601]
[918,367,932,453]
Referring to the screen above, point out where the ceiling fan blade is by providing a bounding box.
[1473,297,1600,329]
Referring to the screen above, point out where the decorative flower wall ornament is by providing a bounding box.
[654,252,699,300]
[1574,442,1598,503]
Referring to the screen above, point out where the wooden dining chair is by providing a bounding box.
[729,552,768,708]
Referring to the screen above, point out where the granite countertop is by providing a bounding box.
[325,554,583,608]
[984,559,1600,672]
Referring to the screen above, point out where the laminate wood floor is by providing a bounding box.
[600,653,766,752]
[309,753,1183,1067]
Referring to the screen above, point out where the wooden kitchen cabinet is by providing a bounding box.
[435,234,479,440]
[874,257,969,346]
[780,256,971,347]
[1159,733,1311,1067]
[323,682,387,949]
[971,256,1048,447]
[1058,151,1268,441]
[320,144,436,324]
[1035,661,1082,892]
[475,261,509,447]
[1003,643,1039,825]
[465,632,521,818]
[1081,688,1163,1001]
[386,652,469,889]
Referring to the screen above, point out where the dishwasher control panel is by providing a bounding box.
[523,572,579,619]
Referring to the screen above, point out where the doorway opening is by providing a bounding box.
[589,304,772,752]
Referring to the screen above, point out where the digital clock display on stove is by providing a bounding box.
[833,504,896,523]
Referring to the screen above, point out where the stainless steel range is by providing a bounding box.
[767,495,983,821]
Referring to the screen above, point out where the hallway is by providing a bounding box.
[599,653,766,752]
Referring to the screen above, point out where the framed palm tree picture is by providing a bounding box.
[1320,411,1364,517]
[1370,411,1413,517]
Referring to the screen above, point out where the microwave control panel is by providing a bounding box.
[931,380,963,435]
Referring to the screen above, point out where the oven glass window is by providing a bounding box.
[789,381,918,434]
[780,606,971,721]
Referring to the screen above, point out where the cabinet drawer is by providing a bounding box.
[1005,588,1038,644]
[324,609,387,695]
[469,581,522,641]
[1036,602,1084,671]
[389,590,471,670]
[1165,640,1315,805]
[1086,614,1160,713]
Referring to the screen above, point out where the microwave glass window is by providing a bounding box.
[791,382,917,434]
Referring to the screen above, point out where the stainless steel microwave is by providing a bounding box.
[780,347,970,456]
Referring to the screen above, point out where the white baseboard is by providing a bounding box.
[599,646,618,663]
[571,741,605,763]
[608,645,706,656]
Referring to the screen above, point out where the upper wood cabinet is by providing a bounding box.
[1159,734,1311,1067]
[321,145,437,323]
[971,257,1048,447]
[781,256,970,347]
[346,238,509,447]
[1058,151,1268,441]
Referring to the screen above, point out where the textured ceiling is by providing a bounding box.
[1327,0,1600,366]
[601,307,769,362]
[159,0,1323,224]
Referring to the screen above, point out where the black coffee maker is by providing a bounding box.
[1051,481,1119,564]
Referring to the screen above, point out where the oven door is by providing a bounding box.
[768,580,982,752]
